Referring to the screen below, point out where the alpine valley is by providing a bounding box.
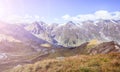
[0,19,120,72]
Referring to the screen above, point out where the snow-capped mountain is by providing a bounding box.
[25,19,120,47]
[1,20,120,72]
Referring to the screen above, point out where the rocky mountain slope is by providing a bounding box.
[0,21,50,53]
[25,19,120,47]
[0,20,120,72]
[0,21,53,71]
[89,41,120,55]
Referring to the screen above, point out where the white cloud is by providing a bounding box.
[54,18,59,21]
[0,10,120,24]
[34,15,40,19]
[0,15,45,23]
[24,14,33,19]
[62,10,120,22]
[62,14,71,20]
[94,10,112,19]
[76,14,95,21]
[112,11,120,20]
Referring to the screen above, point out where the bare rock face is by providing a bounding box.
[51,21,83,47]
[25,20,120,47]
[25,21,53,43]
[89,41,120,55]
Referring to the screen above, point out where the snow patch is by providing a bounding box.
[0,53,7,59]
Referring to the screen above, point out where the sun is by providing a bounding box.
[0,0,12,17]
[0,0,12,22]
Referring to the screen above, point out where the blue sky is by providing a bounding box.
[0,0,120,23]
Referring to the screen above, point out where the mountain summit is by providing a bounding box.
[25,19,120,47]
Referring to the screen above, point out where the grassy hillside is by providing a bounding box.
[7,52,120,72]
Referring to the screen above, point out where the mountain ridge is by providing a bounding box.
[25,19,120,47]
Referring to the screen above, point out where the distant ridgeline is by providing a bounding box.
[25,20,120,47]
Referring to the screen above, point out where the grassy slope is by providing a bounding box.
[8,52,120,72]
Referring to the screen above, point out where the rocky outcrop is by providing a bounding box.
[89,41,120,55]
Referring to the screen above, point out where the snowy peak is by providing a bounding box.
[66,21,75,25]
[24,19,120,47]
[25,21,47,34]
[65,21,76,27]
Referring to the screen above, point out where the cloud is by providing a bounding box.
[0,14,45,23]
[94,10,112,19]
[112,11,120,19]
[54,18,59,21]
[62,14,71,20]
[1,10,120,24]
[62,10,120,22]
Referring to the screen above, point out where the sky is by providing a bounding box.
[0,0,120,23]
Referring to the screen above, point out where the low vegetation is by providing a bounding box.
[8,52,120,72]
[86,39,100,49]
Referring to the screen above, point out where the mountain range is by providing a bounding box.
[0,19,120,72]
[25,19,120,47]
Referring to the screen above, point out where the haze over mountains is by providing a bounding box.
[0,19,120,72]
[1,19,120,51]
[0,0,120,71]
